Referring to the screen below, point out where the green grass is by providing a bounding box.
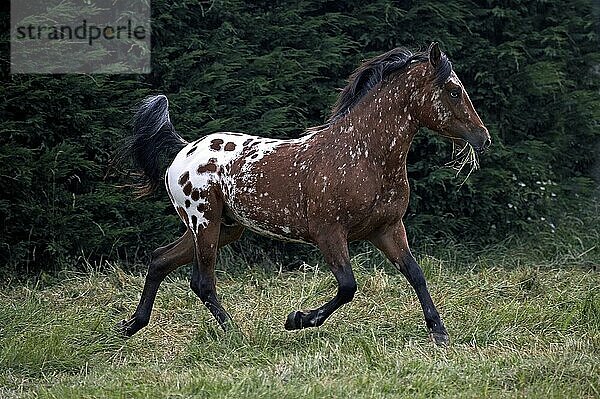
[1,206,599,398]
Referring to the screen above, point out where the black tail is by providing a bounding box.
[115,95,188,196]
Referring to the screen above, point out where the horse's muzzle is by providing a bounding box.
[470,127,491,153]
[476,136,492,153]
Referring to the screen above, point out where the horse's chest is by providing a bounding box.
[371,187,408,215]
[343,182,408,237]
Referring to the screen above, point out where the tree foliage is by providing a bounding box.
[1,0,598,272]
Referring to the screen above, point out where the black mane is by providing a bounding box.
[327,47,452,124]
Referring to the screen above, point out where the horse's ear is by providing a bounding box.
[428,42,441,67]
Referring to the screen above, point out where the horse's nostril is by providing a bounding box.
[482,137,491,150]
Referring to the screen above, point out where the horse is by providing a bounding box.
[116,42,491,346]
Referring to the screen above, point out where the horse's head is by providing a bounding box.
[412,43,491,152]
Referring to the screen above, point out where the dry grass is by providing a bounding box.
[445,141,480,188]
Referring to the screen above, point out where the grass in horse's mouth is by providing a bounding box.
[445,141,480,188]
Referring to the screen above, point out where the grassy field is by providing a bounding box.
[1,212,599,398]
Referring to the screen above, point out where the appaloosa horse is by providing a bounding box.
[117,43,490,345]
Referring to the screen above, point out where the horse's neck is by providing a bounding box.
[317,86,420,178]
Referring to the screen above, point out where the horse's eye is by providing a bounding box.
[449,89,461,99]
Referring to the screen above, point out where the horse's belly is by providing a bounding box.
[235,213,311,244]
[223,166,311,244]
[225,195,311,244]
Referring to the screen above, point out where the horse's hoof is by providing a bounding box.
[430,331,450,346]
[284,310,305,330]
[116,318,137,337]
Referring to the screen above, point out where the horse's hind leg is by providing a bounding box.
[370,221,448,346]
[189,197,233,329]
[118,230,193,336]
[285,226,357,330]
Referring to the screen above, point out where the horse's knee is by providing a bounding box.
[338,280,357,304]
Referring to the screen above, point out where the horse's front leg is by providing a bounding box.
[370,221,449,346]
[285,225,357,330]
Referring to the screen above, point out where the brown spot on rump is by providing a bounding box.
[178,171,190,186]
[186,146,197,156]
[197,203,206,212]
[183,181,193,196]
[210,138,224,150]
[185,199,191,208]
[197,163,218,174]
[224,142,236,151]
[191,189,200,201]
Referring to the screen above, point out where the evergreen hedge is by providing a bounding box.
[1,0,598,272]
